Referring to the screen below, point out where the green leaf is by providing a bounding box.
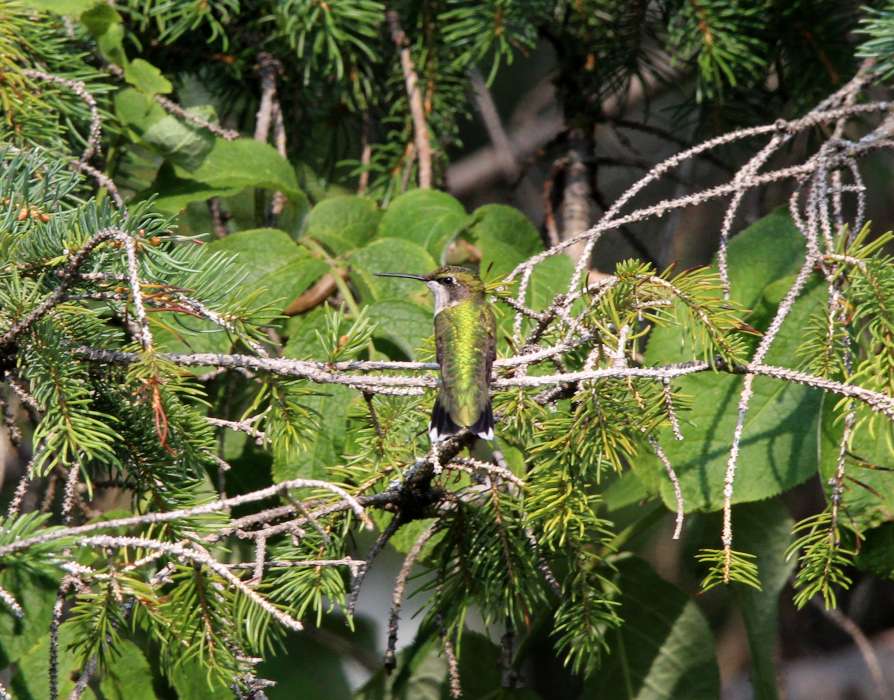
[817,395,894,529]
[115,89,214,171]
[141,109,216,170]
[23,0,96,14]
[378,190,469,261]
[149,313,232,355]
[855,523,894,578]
[279,309,355,481]
[640,209,825,512]
[169,657,231,699]
[526,254,573,312]
[359,628,540,698]
[304,195,381,255]
[357,625,458,700]
[349,238,437,307]
[173,138,300,196]
[79,1,118,32]
[584,557,719,699]
[258,630,351,700]
[648,208,805,364]
[603,471,652,512]
[124,58,173,96]
[642,280,825,511]
[469,204,542,278]
[724,208,807,311]
[271,385,354,481]
[12,620,97,699]
[115,88,164,133]
[283,306,331,359]
[365,299,432,360]
[0,571,57,666]
[732,499,795,700]
[142,163,241,215]
[97,640,157,700]
[207,228,328,313]
[79,3,125,64]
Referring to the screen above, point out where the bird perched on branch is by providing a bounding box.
[376,266,496,442]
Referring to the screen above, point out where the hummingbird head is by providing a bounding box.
[375,266,484,314]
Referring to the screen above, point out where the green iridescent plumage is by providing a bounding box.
[375,266,496,440]
[434,284,496,436]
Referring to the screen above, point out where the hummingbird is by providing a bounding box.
[375,266,496,442]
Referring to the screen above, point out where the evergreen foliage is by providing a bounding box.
[0,1,894,698]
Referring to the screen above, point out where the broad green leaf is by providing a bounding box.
[0,570,57,666]
[124,58,172,95]
[79,3,125,64]
[640,209,824,512]
[12,620,97,699]
[526,254,573,312]
[173,138,299,196]
[142,163,241,214]
[115,88,165,134]
[271,385,354,481]
[278,309,355,481]
[584,557,719,699]
[855,523,894,578]
[97,22,127,65]
[378,190,469,261]
[258,631,351,700]
[115,89,214,170]
[149,312,232,355]
[469,204,542,278]
[733,499,795,700]
[349,238,436,307]
[724,208,807,312]
[23,0,96,13]
[365,299,432,360]
[141,108,216,170]
[454,631,541,699]
[283,306,331,359]
[640,279,825,512]
[207,228,328,313]
[603,471,652,512]
[817,395,894,529]
[98,640,156,700]
[304,195,381,255]
[169,657,230,699]
[79,1,118,32]
[356,635,443,700]
[386,517,439,555]
[648,208,805,363]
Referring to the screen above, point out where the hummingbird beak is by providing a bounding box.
[374,272,428,281]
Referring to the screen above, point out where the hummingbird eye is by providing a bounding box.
[442,276,455,285]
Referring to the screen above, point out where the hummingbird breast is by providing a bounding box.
[434,297,496,429]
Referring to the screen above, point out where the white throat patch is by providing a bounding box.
[427,281,450,315]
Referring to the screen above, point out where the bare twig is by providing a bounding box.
[649,436,685,540]
[469,69,518,182]
[387,10,432,189]
[384,522,438,671]
[812,599,891,700]
[155,94,239,140]
[348,514,403,615]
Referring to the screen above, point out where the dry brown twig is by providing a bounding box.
[387,9,432,189]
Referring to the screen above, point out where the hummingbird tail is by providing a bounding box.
[429,398,494,442]
[470,400,494,441]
